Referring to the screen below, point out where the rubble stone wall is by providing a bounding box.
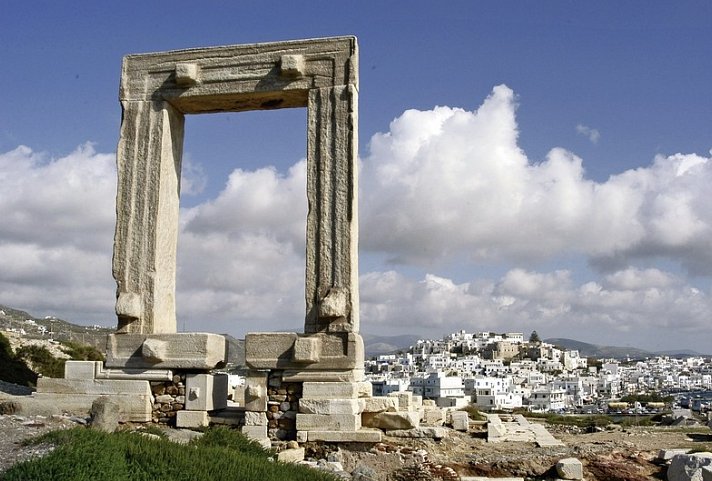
[267,370,301,441]
[150,374,186,424]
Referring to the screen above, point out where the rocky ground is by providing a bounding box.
[298,421,712,480]
[2,379,711,481]
[0,411,82,473]
[386,423,712,481]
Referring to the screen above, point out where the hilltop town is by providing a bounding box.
[365,329,712,414]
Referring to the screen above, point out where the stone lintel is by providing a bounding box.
[105,333,227,369]
[120,37,358,111]
[245,332,363,370]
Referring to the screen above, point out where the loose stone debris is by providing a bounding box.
[486,413,564,447]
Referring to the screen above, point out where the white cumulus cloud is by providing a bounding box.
[0,144,116,321]
[360,268,712,350]
[360,85,712,275]
[576,124,600,143]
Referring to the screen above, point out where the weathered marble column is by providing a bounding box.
[113,99,184,334]
[305,84,359,334]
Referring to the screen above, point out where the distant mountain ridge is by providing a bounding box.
[0,304,113,351]
[362,333,421,357]
[2,304,706,360]
[546,337,707,359]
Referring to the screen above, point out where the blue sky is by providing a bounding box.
[1,2,711,352]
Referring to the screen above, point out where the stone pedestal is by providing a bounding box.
[105,333,227,369]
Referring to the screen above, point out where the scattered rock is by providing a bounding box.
[556,457,583,480]
[162,428,204,445]
[0,401,21,415]
[450,411,469,432]
[668,452,712,481]
[362,411,419,430]
[277,447,305,463]
[386,427,447,439]
[89,396,120,433]
[351,463,378,481]
[658,449,691,463]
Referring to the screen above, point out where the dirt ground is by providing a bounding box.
[374,422,712,481]
[0,412,80,474]
[2,395,711,481]
[308,421,712,481]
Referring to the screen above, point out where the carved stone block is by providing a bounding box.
[185,373,228,411]
[105,333,226,369]
[293,337,320,363]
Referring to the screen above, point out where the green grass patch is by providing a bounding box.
[2,427,340,481]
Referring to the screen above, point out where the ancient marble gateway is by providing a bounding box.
[111,36,372,441]
[40,37,427,445]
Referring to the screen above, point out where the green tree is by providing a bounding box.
[61,341,104,361]
[0,332,38,386]
[15,345,65,378]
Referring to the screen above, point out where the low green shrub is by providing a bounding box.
[61,340,105,362]
[543,414,613,427]
[0,332,38,386]
[518,412,613,427]
[0,332,106,387]
[2,427,340,481]
[618,415,655,427]
[460,404,486,421]
[14,344,65,378]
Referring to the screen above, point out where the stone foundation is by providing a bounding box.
[150,375,185,424]
[266,370,300,441]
